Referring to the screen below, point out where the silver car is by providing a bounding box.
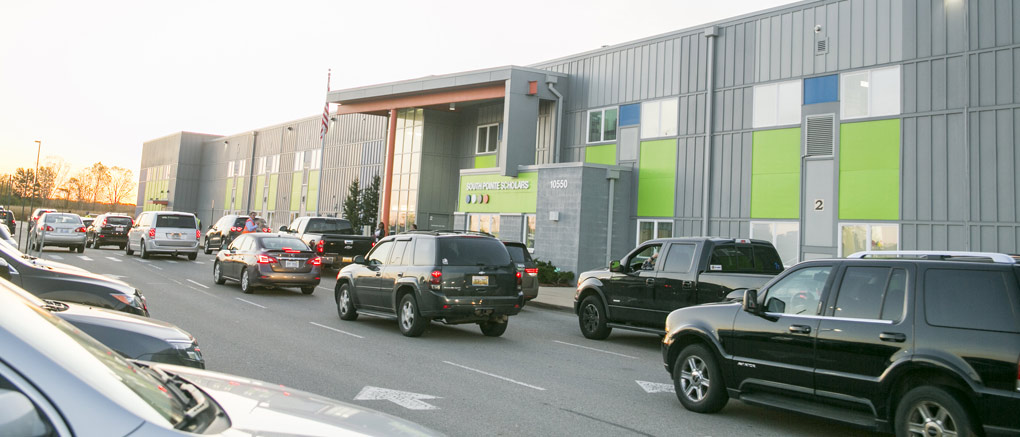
[29,213,86,253]
[0,279,441,436]
[127,211,200,260]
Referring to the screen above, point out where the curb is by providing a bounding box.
[525,300,573,313]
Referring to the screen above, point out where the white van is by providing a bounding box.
[126,211,200,260]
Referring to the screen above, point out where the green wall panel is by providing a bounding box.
[254,175,265,210]
[637,139,677,217]
[751,128,801,219]
[458,172,537,213]
[585,144,617,165]
[306,170,320,212]
[840,119,900,220]
[267,174,278,211]
[224,179,233,210]
[290,173,302,211]
[474,154,497,169]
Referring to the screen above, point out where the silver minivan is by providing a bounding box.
[127,211,200,260]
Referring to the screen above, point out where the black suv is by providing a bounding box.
[0,210,15,235]
[661,251,1020,436]
[85,213,133,249]
[204,214,267,254]
[335,231,523,337]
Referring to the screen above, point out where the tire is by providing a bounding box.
[336,284,358,321]
[895,386,977,437]
[301,286,315,295]
[479,320,508,337]
[85,237,92,248]
[203,238,212,255]
[187,252,197,261]
[140,241,150,259]
[68,246,75,252]
[240,269,254,294]
[118,243,125,250]
[578,295,612,340]
[76,245,84,253]
[125,241,134,255]
[673,344,728,413]
[213,261,226,285]
[398,294,427,337]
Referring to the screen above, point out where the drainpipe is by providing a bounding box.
[606,169,620,267]
[246,131,258,213]
[547,77,563,163]
[701,27,718,237]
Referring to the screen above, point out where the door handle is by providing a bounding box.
[879,332,906,343]
[645,278,655,286]
[375,272,381,277]
[788,324,812,334]
[397,273,403,278]
[681,280,694,289]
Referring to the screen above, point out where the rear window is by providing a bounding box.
[44,214,81,225]
[924,268,1018,332]
[708,244,784,274]
[259,237,310,251]
[106,217,132,226]
[305,219,353,234]
[155,215,197,229]
[439,237,512,266]
[0,211,12,219]
[233,217,266,228]
[504,244,533,264]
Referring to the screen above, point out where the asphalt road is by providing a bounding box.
[32,241,884,437]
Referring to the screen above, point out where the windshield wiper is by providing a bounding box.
[137,364,210,429]
[41,300,68,312]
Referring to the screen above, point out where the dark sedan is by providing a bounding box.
[0,209,15,235]
[86,213,133,249]
[213,233,321,294]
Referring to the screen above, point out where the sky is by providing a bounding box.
[0,0,795,177]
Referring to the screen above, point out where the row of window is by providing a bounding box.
[145,165,172,182]
[465,213,537,250]
[226,151,321,178]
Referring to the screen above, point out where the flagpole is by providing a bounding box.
[315,69,330,216]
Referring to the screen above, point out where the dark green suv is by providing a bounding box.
[335,232,523,337]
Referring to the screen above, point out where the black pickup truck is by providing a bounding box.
[279,217,374,269]
[574,237,784,339]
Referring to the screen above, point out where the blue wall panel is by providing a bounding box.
[804,74,838,104]
[619,103,640,126]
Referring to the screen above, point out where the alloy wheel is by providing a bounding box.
[400,301,415,331]
[906,401,958,437]
[339,289,350,316]
[582,303,600,333]
[680,356,711,402]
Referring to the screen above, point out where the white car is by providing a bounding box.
[126,211,201,260]
[29,213,86,253]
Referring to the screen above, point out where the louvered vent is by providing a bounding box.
[815,38,828,55]
[805,115,834,156]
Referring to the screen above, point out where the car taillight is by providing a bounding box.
[525,267,538,276]
[516,271,522,289]
[316,240,324,254]
[100,219,107,227]
[195,229,201,240]
[257,254,278,264]
[308,256,322,266]
[430,270,442,290]
[75,227,86,233]
[371,241,376,247]
[230,226,241,232]
[148,228,156,238]
[283,248,300,253]
[44,225,54,232]
[262,227,270,232]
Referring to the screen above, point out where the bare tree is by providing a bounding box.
[105,166,135,205]
[36,166,57,200]
[65,176,88,204]
[44,157,71,199]
[80,162,111,209]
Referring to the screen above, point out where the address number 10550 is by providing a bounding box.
[549,179,568,189]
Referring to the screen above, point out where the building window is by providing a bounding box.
[841,66,900,120]
[476,124,499,154]
[752,80,802,128]
[523,213,536,250]
[257,156,266,174]
[587,107,618,143]
[236,160,245,176]
[309,149,322,170]
[270,154,280,173]
[227,161,235,177]
[750,221,800,267]
[637,219,673,245]
[839,223,899,258]
[640,98,678,139]
[468,213,500,238]
[293,151,304,172]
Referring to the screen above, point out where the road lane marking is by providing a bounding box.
[354,386,439,410]
[146,264,163,270]
[194,261,205,264]
[636,380,675,394]
[49,255,63,260]
[104,256,122,263]
[135,259,149,263]
[310,322,364,339]
[553,340,638,359]
[317,286,332,293]
[167,260,177,264]
[442,361,545,391]
[186,279,209,289]
[235,298,266,308]
[78,255,93,261]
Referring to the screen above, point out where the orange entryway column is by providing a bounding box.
[380,109,398,231]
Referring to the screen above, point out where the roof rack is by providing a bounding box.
[847,250,1017,264]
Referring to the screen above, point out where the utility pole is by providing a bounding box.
[23,140,41,252]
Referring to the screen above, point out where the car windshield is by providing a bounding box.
[44,214,82,225]
[305,219,353,234]
[439,237,512,266]
[106,216,133,225]
[260,237,310,251]
[156,215,197,228]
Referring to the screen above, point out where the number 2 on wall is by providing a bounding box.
[814,199,824,211]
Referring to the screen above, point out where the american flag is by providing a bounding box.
[320,69,331,140]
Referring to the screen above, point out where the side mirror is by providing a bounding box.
[742,289,759,314]
[279,226,289,233]
[0,389,49,435]
[609,260,623,273]
[726,288,748,301]
[353,255,366,265]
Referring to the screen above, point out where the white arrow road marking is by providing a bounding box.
[78,255,93,261]
[636,380,675,394]
[553,340,638,359]
[442,361,546,391]
[104,256,122,263]
[235,298,266,308]
[354,386,440,410]
[186,279,209,289]
[310,322,363,339]
[49,255,63,260]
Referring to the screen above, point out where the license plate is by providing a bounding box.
[171,233,181,240]
[342,257,353,263]
[59,228,70,234]
[115,226,124,231]
[472,276,489,286]
[285,261,298,268]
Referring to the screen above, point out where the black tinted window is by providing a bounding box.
[833,267,907,321]
[413,238,436,266]
[389,241,409,265]
[881,269,907,321]
[106,217,132,225]
[306,219,353,234]
[504,244,533,264]
[709,244,783,274]
[438,237,511,266]
[662,244,696,273]
[156,215,196,228]
[259,237,310,251]
[925,269,1018,332]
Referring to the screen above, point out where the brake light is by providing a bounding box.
[75,227,86,233]
[230,226,242,232]
[371,241,376,247]
[316,240,324,254]
[148,228,156,238]
[262,227,270,232]
[430,270,442,290]
[100,219,107,227]
[308,256,322,266]
[525,267,538,276]
[257,254,278,264]
[516,271,522,290]
[44,225,54,232]
[195,229,201,240]
[283,248,300,253]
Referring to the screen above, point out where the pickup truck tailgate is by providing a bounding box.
[695,272,775,303]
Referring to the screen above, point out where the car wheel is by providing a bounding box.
[213,261,226,285]
[187,252,197,261]
[240,269,254,294]
[673,344,728,413]
[140,241,150,259]
[398,294,427,337]
[125,241,134,255]
[336,284,358,321]
[118,243,125,250]
[85,237,92,248]
[203,238,212,255]
[895,386,976,437]
[68,245,75,252]
[300,286,315,295]
[479,320,508,337]
[578,295,612,340]
[76,245,84,253]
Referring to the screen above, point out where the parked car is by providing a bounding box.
[85,213,133,249]
[28,212,87,253]
[661,250,1020,436]
[126,211,200,260]
[575,237,783,339]
[336,231,524,337]
[0,278,441,437]
[80,216,94,229]
[0,222,15,247]
[213,233,322,294]
[280,216,374,269]
[503,241,538,300]
[2,277,203,368]
[27,208,55,230]
[0,240,148,316]
[203,214,269,254]
[0,209,15,235]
